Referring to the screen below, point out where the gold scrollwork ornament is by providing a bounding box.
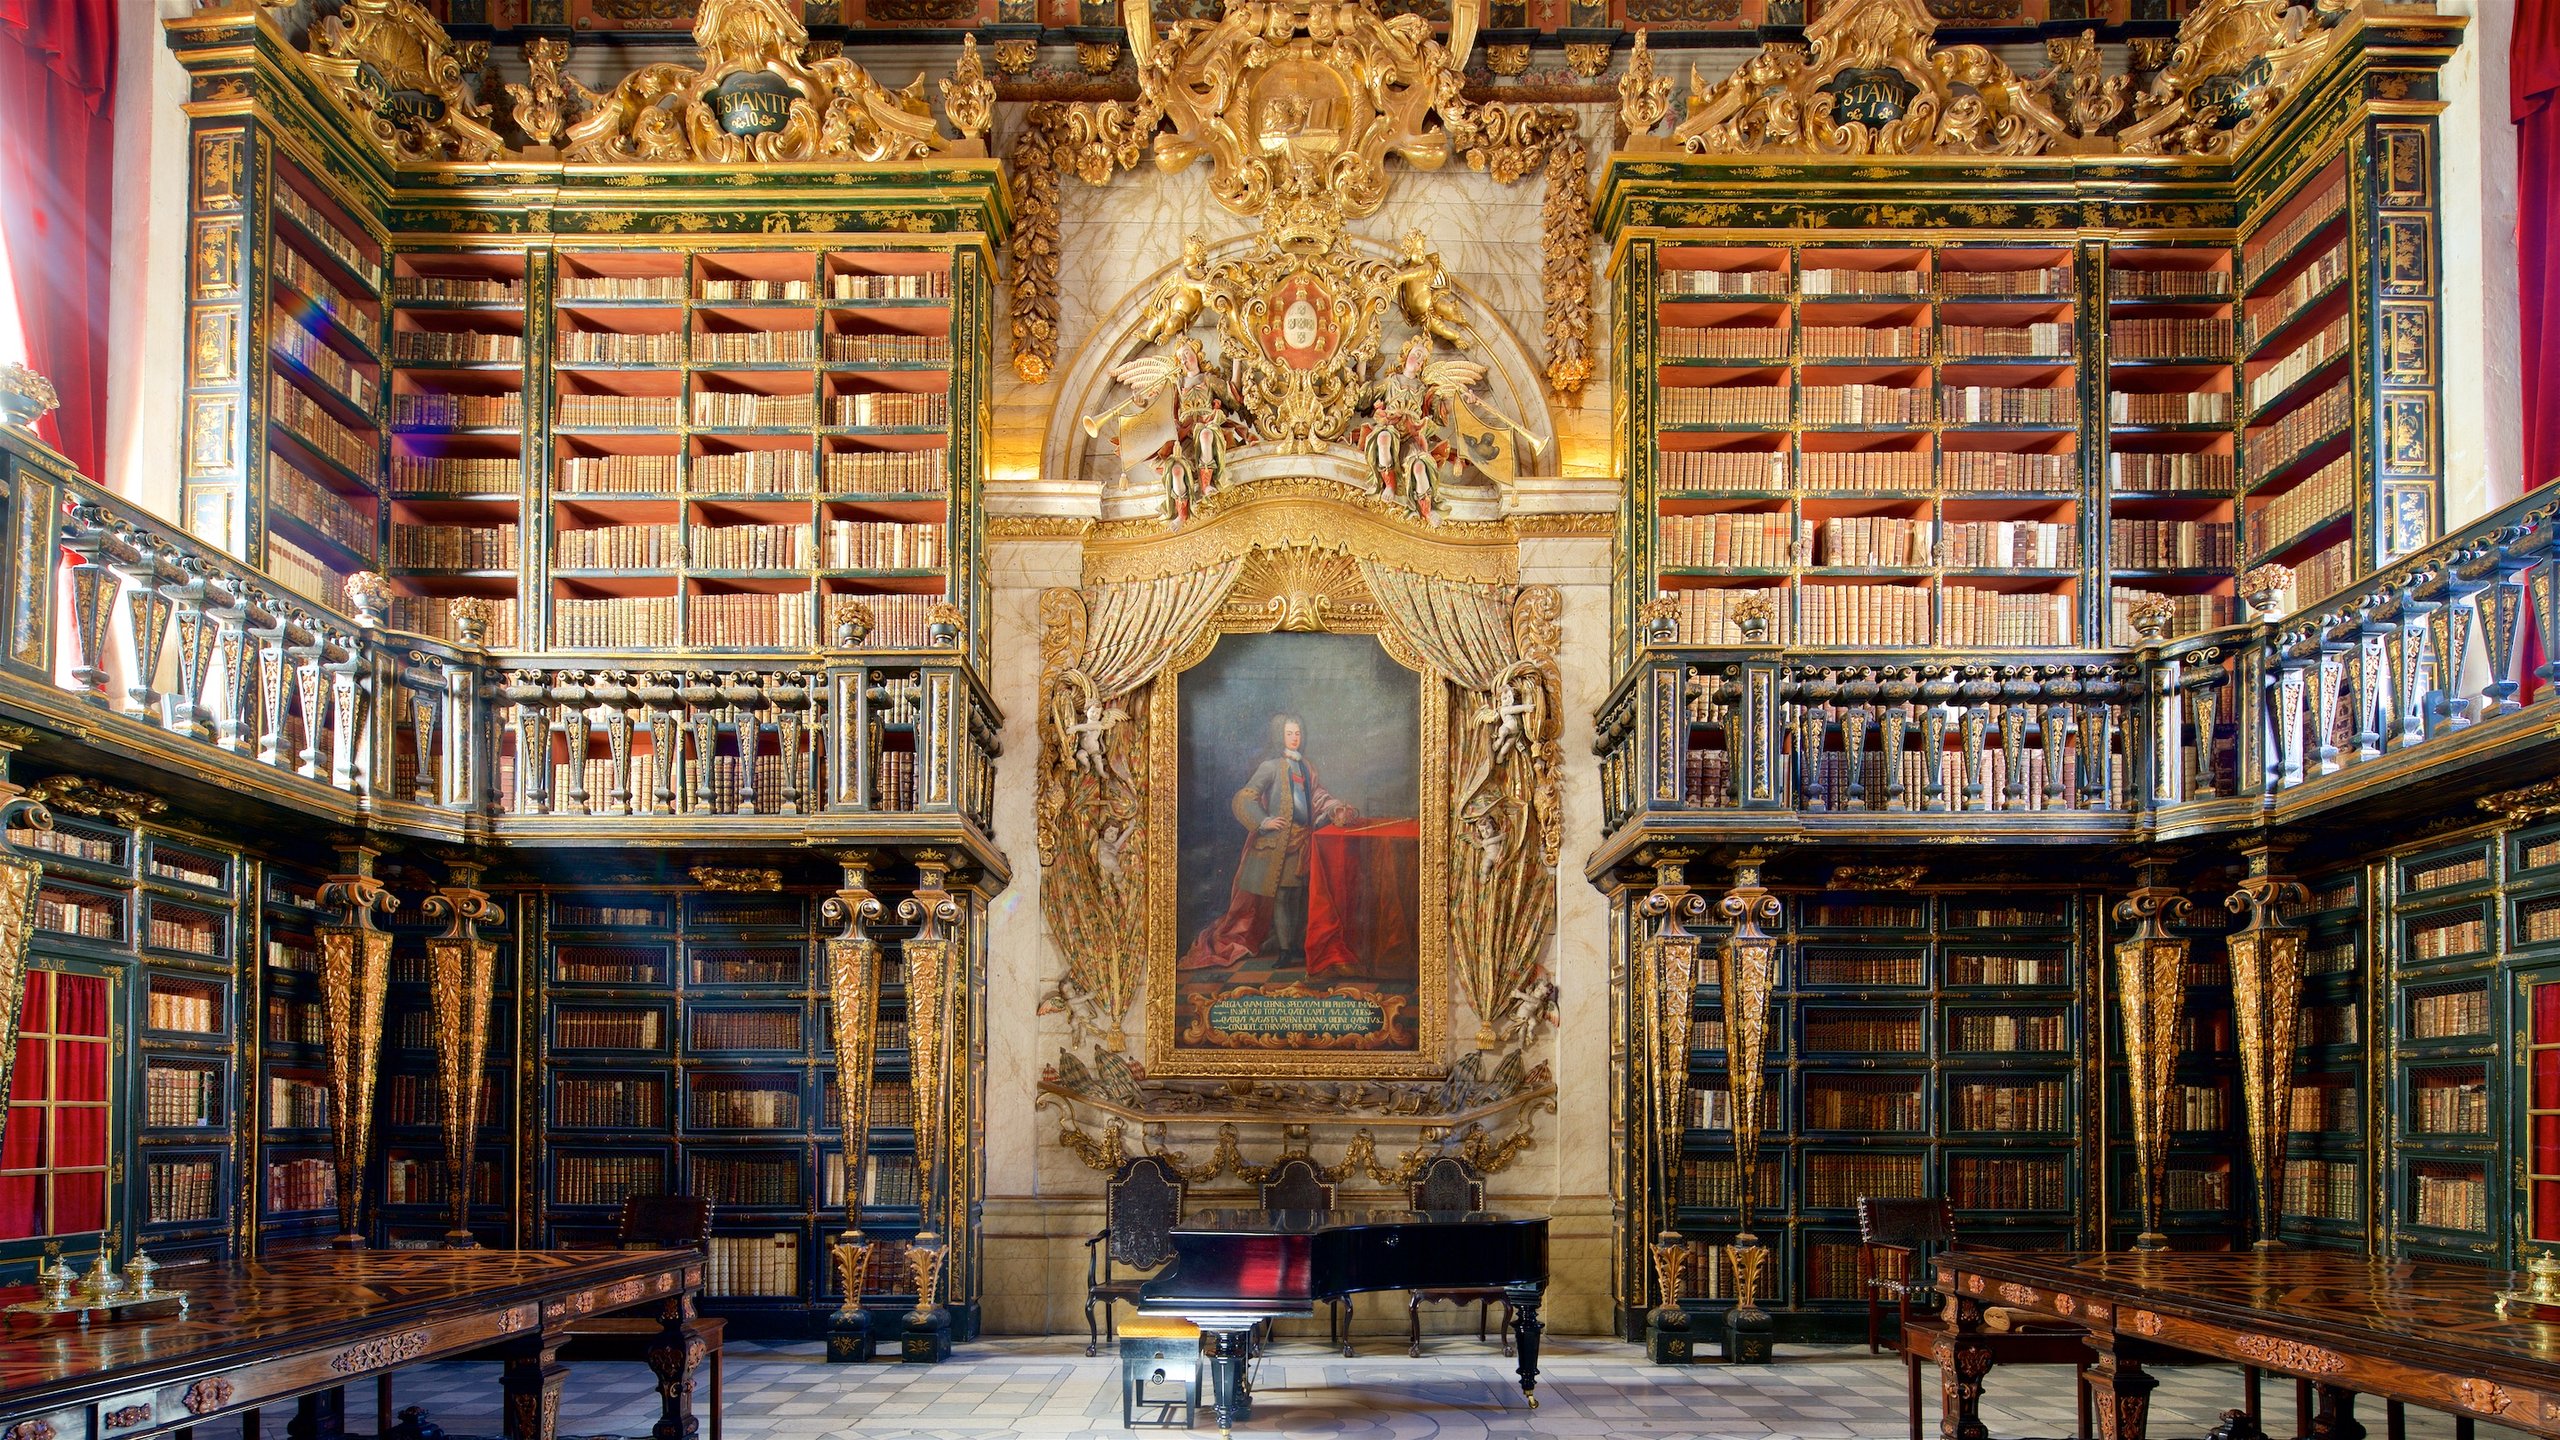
[303,0,506,164]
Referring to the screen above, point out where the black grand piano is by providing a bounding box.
[1137,1207,1550,1437]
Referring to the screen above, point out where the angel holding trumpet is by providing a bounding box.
[1080,336,1243,522]
[1359,336,1544,521]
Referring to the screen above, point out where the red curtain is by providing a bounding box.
[0,0,117,478]
[2520,1,2560,494]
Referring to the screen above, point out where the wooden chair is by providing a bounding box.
[1859,1196,2087,1440]
[1404,1155,1508,1358]
[1085,1155,1188,1357]
[558,1196,725,1440]
[1257,1158,1347,1353]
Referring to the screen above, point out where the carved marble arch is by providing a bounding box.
[1041,233,1557,525]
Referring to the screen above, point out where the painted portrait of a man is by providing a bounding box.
[1180,712,1361,971]
[1161,630,1429,1065]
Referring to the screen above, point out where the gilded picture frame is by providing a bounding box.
[1142,576,1450,1078]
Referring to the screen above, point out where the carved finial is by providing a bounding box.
[0,364,60,432]
[506,36,574,151]
[2237,563,2295,621]
[1617,31,1672,141]
[1640,596,1680,644]
[1733,592,1774,644]
[2128,594,2176,644]
[925,603,965,648]
[942,35,996,144]
[344,572,392,629]
[448,595,493,648]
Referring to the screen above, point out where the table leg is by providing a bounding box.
[287,1389,343,1440]
[1505,1283,1545,1408]
[2307,1386,2363,1440]
[2083,1333,2158,1440]
[501,1339,566,1440]
[647,1296,705,1440]
[1933,1296,1994,1440]
[1202,1324,1253,1440]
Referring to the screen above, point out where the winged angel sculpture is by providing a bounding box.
[1082,201,1541,524]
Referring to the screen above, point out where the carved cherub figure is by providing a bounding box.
[1140,236,1216,345]
[1389,230,1474,350]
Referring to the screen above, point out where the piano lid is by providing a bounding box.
[1172,1207,1548,1236]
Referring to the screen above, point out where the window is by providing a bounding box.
[0,969,112,1239]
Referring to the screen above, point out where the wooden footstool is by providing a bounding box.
[1119,1315,1202,1429]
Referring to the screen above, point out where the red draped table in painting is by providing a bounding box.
[1303,818,1419,979]
[0,1249,702,1440]
[1934,1249,2560,1440]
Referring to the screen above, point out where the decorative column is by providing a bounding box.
[316,843,397,1247]
[1717,854,1783,1364]
[822,852,887,1363]
[2112,858,2192,1251]
[422,856,504,1247]
[2225,843,2309,1249]
[1637,852,1706,1364]
[899,850,961,1362]
[0,729,53,1155]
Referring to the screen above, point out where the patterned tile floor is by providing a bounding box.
[362,1336,2521,1440]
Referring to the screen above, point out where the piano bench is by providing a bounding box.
[1119,1322,1203,1430]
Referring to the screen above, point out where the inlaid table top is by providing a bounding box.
[1936,1249,2560,1388]
[0,1248,694,1413]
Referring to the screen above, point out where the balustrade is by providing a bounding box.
[1595,489,2558,842]
[3,426,2546,851]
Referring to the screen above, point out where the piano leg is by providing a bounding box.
[1505,1283,1546,1408]
[1202,1321,1257,1440]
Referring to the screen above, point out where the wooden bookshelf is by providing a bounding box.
[0,812,249,1276]
[2238,155,2360,608]
[2101,245,2240,645]
[2280,866,2368,1247]
[531,884,937,1332]
[1667,888,2087,1324]
[261,160,388,608]
[1647,245,2084,650]
[2388,835,2506,1265]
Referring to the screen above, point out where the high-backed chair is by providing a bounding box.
[1404,1156,1506,1358]
[1257,1158,1345,1351]
[1257,1156,1335,1211]
[1857,1196,1954,1356]
[1085,1155,1188,1356]
[560,1196,725,1440]
[1861,1196,2087,1440]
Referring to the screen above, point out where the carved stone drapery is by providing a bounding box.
[1036,564,1243,1051]
[1356,560,1563,1050]
[318,845,399,1246]
[2112,863,2192,1251]
[420,858,504,1246]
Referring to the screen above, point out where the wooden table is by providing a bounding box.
[0,1249,703,1440]
[1935,1250,2560,1440]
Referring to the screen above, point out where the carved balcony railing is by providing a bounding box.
[0,432,402,817]
[1595,489,2560,857]
[476,656,998,837]
[0,426,1003,854]
[1597,653,2156,837]
[2227,490,2560,806]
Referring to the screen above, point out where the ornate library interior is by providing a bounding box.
[0,0,2552,1435]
